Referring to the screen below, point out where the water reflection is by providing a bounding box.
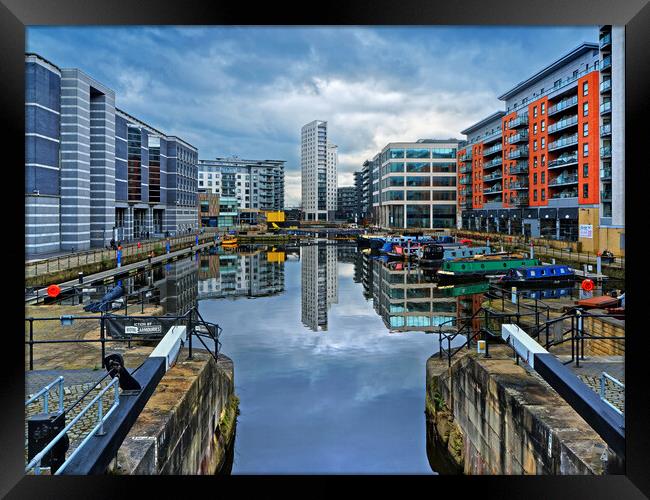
[300,243,338,331]
[198,248,285,300]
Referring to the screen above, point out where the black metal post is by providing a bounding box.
[29,319,34,370]
[141,290,144,314]
[188,311,193,360]
[100,314,106,368]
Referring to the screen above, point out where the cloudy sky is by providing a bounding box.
[28,26,598,206]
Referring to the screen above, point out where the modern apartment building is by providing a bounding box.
[301,120,337,221]
[336,186,357,222]
[197,157,285,211]
[367,139,460,229]
[25,53,198,256]
[457,39,624,253]
[354,164,371,224]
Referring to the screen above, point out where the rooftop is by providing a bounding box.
[460,111,506,135]
[498,42,599,101]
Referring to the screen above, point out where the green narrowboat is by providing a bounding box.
[436,257,541,283]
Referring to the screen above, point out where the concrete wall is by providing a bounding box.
[116,352,237,475]
[426,347,612,475]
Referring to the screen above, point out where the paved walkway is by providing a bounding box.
[559,355,625,413]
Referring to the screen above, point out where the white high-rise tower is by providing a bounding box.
[301,120,337,221]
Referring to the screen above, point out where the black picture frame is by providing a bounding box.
[1,0,646,497]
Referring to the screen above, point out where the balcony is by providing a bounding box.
[508,115,528,129]
[548,134,578,152]
[461,152,473,162]
[600,146,612,158]
[507,131,529,144]
[483,172,502,182]
[508,145,529,159]
[483,157,503,169]
[601,55,612,71]
[510,195,529,207]
[600,78,612,93]
[460,187,473,196]
[462,199,473,209]
[460,164,473,174]
[459,177,472,185]
[483,143,503,157]
[484,184,503,194]
[600,167,612,180]
[509,163,529,175]
[601,190,613,201]
[548,152,578,169]
[547,115,578,134]
[548,95,578,116]
[509,181,529,190]
[600,32,611,49]
[549,174,579,187]
[600,123,612,137]
[551,190,578,199]
[600,101,612,115]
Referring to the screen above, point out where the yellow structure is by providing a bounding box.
[578,208,625,256]
[265,211,285,223]
[267,250,286,263]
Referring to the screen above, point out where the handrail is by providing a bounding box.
[25,377,120,475]
[600,372,624,416]
[25,376,65,414]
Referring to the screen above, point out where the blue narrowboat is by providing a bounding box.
[498,264,575,287]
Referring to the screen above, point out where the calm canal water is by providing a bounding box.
[196,243,468,474]
[124,241,621,474]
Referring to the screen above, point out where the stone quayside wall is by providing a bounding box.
[114,351,237,475]
[426,346,616,475]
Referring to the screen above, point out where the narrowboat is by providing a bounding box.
[436,257,541,283]
[497,264,575,287]
[418,244,492,268]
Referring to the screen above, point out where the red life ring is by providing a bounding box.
[581,279,594,292]
[47,284,61,297]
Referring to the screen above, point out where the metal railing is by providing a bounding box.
[600,372,624,416]
[26,232,217,279]
[25,376,65,415]
[25,304,221,371]
[25,377,121,475]
[436,285,552,366]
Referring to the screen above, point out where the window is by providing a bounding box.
[533,157,538,168]
[541,120,545,132]
[533,140,538,151]
[541,172,545,183]
[583,123,589,136]
[533,173,538,185]
[541,188,546,201]
[583,164,589,177]
[583,102,589,116]
[541,102,545,114]
[541,154,546,166]
[533,190,538,201]
[533,124,538,134]
[533,106,538,118]
[541,138,545,149]
[583,143,589,157]
[573,70,579,78]
[583,82,589,96]
[583,183,589,198]
[554,79,561,88]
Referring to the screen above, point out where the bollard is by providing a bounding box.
[597,255,602,276]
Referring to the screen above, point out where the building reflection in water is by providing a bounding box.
[356,255,484,333]
[197,247,286,300]
[300,242,339,332]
